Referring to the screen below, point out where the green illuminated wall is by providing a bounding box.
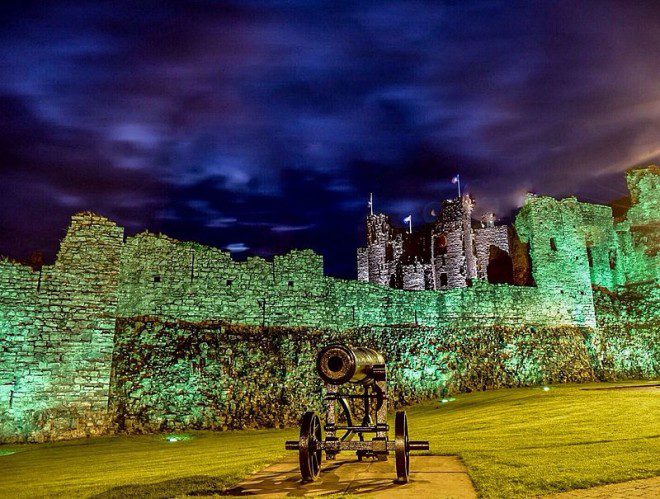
[0,167,658,442]
[0,214,123,442]
[591,282,659,379]
[115,233,596,330]
[616,167,659,284]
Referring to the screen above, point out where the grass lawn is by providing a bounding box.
[0,381,658,498]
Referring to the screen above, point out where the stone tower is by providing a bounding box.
[357,193,510,290]
[515,196,596,326]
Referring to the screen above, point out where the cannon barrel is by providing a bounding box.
[316,344,385,385]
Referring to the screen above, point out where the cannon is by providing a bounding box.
[285,344,429,483]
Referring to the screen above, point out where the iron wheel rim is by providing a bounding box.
[299,411,322,482]
[395,410,410,483]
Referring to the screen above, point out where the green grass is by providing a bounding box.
[0,381,658,498]
[412,382,659,497]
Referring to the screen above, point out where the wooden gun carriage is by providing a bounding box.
[285,344,429,483]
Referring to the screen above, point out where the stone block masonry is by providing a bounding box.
[116,231,596,329]
[591,282,659,379]
[474,225,509,280]
[118,192,617,330]
[0,213,123,442]
[0,167,657,442]
[358,195,481,291]
[617,167,659,284]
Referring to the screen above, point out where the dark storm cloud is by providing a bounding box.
[1,0,658,276]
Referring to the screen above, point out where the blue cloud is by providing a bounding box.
[0,0,658,277]
[225,243,249,253]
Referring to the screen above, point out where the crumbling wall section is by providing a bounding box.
[617,166,659,285]
[574,203,624,290]
[0,213,123,442]
[117,233,329,326]
[515,196,597,327]
[474,225,510,280]
[0,259,40,440]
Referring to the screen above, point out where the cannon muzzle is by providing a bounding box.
[316,344,385,385]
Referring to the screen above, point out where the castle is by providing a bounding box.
[0,166,657,442]
[358,167,659,293]
[357,196,519,291]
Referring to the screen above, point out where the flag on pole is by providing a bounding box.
[403,215,412,234]
[452,174,461,198]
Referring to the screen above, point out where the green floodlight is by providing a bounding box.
[163,434,192,443]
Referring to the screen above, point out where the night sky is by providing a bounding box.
[1,1,659,277]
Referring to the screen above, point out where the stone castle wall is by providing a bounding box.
[515,196,599,326]
[591,282,659,379]
[116,229,595,330]
[474,225,510,280]
[0,213,123,442]
[616,167,659,285]
[0,167,657,442]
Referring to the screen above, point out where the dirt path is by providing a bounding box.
[224,453,477,498]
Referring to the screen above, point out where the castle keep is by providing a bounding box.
[357,195,516,291]
[0,167,658,442]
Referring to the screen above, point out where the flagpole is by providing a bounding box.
[369,193,373,216]
[457,174,461,198]
[408,216,412,234]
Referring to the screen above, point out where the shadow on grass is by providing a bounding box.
[93,474,242,498]
[517,434,660,450]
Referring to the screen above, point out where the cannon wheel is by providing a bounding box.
[299,411,323,482]
[394,410,410,483]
